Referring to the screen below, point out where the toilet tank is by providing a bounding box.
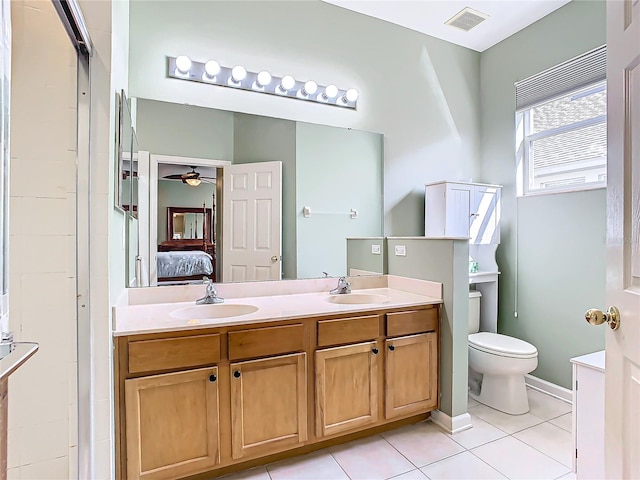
[469,290,482,334]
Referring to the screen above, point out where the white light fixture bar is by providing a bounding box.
[167,56,359,109]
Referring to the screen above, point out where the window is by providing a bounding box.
[515,46,607,196]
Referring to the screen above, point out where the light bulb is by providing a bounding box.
[175,55,192,74]
[256,70,272,87]
[185,178,202,187]
[280,75,296,91]
[344,88,359,103]
[302,80,318,96]
[323,84,339,99]
[204,60,220,78]
[231,65,247,82]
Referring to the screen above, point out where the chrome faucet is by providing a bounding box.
[196,277,224,304]
[330,276,351,295]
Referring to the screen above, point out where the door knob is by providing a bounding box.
[585,306,621,330]
[271,255,278,262]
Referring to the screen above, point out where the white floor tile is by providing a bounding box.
[471,404,545,434]
[382,421,465,467]
[329,435,415,480]
[513,422,573,468]
[526,389,573,421]
[387,469,429,479]
[420,451,507,479]
[219,466,271,480]
[468,396,479,409]
[267,450,348,480]
[471,436,571,480]
[549,413,572,433]
[447,412,508,450]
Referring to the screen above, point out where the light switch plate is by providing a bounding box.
[371,244,381,255]
[394,245,406,256]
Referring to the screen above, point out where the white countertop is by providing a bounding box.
[570,350,605,372]
[113,276,443,337]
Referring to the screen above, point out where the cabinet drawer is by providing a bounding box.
[386,308,438,337]
[128,334,221,374]
[317,315,380,347]
[228,324,304,361]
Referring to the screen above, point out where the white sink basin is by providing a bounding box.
[170,304,258,321]
[326,293,390,305]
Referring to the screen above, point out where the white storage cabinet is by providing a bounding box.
[570,350,605,479]
[424,181,501,244]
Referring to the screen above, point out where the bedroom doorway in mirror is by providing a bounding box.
[137,153,283,286]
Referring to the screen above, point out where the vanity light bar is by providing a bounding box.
[167,56,359,109]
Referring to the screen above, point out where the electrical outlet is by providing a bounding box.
[371,244,381,255]
[394,245,406,256]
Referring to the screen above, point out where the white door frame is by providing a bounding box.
[144,154,230,285]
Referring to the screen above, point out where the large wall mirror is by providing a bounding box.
[130,98,384,287]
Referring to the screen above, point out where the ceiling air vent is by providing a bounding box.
[445,7,489,32]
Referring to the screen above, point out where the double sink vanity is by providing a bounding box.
[113,275,443,480]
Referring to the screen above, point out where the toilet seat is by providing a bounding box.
[469,332,537,359]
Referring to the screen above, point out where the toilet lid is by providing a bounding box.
[468,332,538,358]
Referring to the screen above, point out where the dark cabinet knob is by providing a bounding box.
[209,374,217,382]
[372,348,379,355]
[388,345,395,351]
[233,370,241,378]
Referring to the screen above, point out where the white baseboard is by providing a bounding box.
[430,410,472,434]
[525,374,572,404]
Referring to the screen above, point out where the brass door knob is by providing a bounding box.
[585,306,621,330]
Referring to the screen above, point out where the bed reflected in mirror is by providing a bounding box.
[157,206,215,283]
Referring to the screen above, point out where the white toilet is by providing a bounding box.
[468,291,538,415]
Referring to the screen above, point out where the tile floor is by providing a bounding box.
[220,388,575,480]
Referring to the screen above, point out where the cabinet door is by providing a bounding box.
[230,352,307,460]
[385,333,438,419]
[470,186,501,244]
[125,367,220,480]
[315,341,379,437]
[445,183,473,238]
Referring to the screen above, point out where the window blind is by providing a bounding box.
[515,45,606,111]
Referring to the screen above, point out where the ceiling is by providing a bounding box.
[323,0,571,52]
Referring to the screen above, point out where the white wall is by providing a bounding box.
[8,1,77,477]
[128,0,482,237]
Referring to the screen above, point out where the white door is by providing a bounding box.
[222,161,282,282]
[602,0,640,477]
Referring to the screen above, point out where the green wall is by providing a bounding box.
[233,114,297,279]
[157,180,216,243]
[128,0,482,237]
[386,238,469,418]
[479,0,606,388]
[296,123,383,279]
[346,238,387,275]
[135,99,234,160]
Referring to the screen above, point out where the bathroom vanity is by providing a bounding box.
[113,276,442,480]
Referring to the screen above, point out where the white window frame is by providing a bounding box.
[516,83,607,197]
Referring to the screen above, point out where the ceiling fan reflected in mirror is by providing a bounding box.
[162,166,215,187]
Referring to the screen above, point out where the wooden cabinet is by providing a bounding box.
[385,333,438,419]
[116,304,440,479]
[425,181,501,244]
[230,353,307,460]
[315,341,379,437]
[124,367,220,480]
